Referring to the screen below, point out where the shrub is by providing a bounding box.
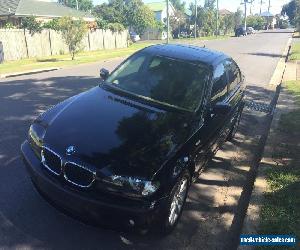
[21,16,42,34]
[43,19,60,31]
[106,22,125,32]
[58,16,87,60]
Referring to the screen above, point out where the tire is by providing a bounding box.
[158,170,191,235]
[227,105,243,141]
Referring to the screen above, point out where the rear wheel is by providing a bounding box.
[227,105,243,141]
[158,170,191,234]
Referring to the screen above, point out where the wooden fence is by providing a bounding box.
[0,29,128,62]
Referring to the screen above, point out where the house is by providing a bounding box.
[260,11,276,29]
[141,1,176,40]
[0,0,95,27]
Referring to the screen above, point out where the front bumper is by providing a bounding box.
[21,140,167,229]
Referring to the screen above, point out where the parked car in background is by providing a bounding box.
[130,32,141,42]
[246,27,255,35]
[235,26,247,37]
[21,44,245,234]
[179,31,189,38]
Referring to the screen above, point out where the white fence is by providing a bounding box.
[0,29,128,62]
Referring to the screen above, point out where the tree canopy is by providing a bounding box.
[93,0,156,35]
[58,0,93,12]
[281,0,299,25]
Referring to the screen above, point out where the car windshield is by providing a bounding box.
[105,52,209,111]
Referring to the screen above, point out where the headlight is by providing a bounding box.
[29,125,43,148]
[102,175,160,197]
[28,124,44,158]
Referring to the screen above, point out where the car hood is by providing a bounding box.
[35,86,192,179]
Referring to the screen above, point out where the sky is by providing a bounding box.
[92,0,291,15]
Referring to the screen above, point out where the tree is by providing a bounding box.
[282,0,300,30]
[246,15,266,30]
[93,0,126,24]
[234,8,243,29]
[170,0,185,12]
[58,17,87,60]
[281,0,299,25]
[21,16,42,34]
[58,0,93,12]
[195,6,217,36]
[125,0,156,35]
[169,10,186,37]
[220,13,235,35]
[204,0,216,9]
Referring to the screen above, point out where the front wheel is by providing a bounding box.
[158,170,191,234]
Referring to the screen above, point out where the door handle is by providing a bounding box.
[195,140,201,146]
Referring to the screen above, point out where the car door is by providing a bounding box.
[192,61,229,172]
[224,59,244,129]
[207,61,232,154]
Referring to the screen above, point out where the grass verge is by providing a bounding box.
[0,42,153,75]
[258,80,300,249]
[0,35,231,75]
[290,41,300,61]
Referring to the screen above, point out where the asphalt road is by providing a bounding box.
[0,29,293,250]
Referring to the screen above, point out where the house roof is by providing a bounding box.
[0,0,94,19]
[219,9,232,16]
[260,11,274,17]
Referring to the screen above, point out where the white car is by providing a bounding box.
[130,32,140,42]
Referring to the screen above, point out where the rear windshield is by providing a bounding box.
[106,52,209,111]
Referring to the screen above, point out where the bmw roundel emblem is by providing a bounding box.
[66,145,76,155]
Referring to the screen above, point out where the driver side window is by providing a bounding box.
[108,54,146,84]
[211,62,228,104]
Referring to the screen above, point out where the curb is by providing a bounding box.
[0,67,60,79]
[237,36,293,250]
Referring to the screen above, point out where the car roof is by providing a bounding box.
[142,44,229,68]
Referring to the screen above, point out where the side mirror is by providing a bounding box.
[212,102,231,115]
[100,68,109,80]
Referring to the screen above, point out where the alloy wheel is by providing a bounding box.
[168,177,188,226]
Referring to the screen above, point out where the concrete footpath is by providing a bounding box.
[238,53,298,248]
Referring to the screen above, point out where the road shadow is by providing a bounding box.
[245,52,283,58]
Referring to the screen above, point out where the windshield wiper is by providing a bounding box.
[100,83,192,114]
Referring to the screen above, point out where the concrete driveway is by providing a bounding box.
[0,29,293,250]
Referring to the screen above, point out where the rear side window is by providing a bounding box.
[211,63,228,103]
[225,60,241,92]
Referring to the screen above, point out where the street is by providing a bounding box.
[0,29,293,249]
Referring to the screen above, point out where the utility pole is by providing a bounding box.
[167,0,170,43]
[216,0,219,36]
[259,0,263,15]
[267,0,271,29]
[75,0,79,10]
[243,0,247,30]
[194,0,197,39]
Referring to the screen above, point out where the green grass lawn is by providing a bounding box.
[0,35,231,75]
[290,41,300,61]
[0,42,154,75]
[258,80,300,249]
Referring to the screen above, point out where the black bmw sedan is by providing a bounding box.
[21,44,245,234]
